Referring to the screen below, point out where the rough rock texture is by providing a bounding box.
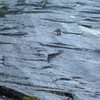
[0,0,100,100]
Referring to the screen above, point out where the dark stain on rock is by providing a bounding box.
[47,51,62,63]
[53,78,71,82]
[72,76,82,80]
[42,65,53,69]
[0,85,39,100]
[74,85,85,90]
[0,32,27,37]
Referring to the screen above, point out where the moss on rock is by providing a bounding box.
[0,6,8,17]
[23,96,39,100]
[0,9,6,17]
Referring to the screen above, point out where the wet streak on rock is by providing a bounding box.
[42,18,73,23]
[84,18,100,22]
[76,2,87,5]
[39,43,100,52]
[41,65,53,69]
[16,3,40,7]
[0,80,68,92]
[0,42,13,45]
[63,31,82,35]
[78,24,93,28]
[7,10,53,14]
[80,10,100,14]
[0,27,17,31]
[16,3,74,10]
[39,5,74,10]
[0,32,27,37]
[53,78,71,82]
[35,89,73,99]
[0,72,29,80]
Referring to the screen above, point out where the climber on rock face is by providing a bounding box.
[54,29,62,36]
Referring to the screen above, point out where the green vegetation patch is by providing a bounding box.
[0,6,8,17]
[23,96,39,100]
[0,9,6,17]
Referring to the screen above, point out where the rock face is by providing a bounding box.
[0,0,100,100]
